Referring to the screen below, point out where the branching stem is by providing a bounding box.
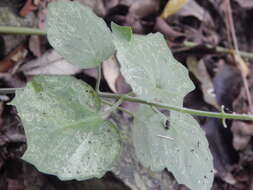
[98,92,253,121]
[2,26,253,121]
[101,100,134,117]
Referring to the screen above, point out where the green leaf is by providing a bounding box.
[47,2,115,68]
[12,76,121,180]
[112,29,194,106]
[111,23,133,41]
[133,105,214,190]
[112,25,214,189]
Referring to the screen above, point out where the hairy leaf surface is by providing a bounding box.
[112,25,194,106]
[133,105,214,190]
[12,76,121,180]
[47,2,115,68]
[112,24,214,189]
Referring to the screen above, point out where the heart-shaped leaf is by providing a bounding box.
[112,23,194,106]
[112,24,214,189]
[12,76,121,180]
[47,2,115,68]
[133,105,214,190]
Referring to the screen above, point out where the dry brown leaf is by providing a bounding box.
[176,0,213,25]
[128,0,160,18]
[102,55,120,93]
[20,50,81,76]
[0,45,27,73]
[233,51,249,77]
[186,56,219,109]
[231,121,253,150]
[19,0,38,17]
[234,0,253,8]
[161,0,189,18]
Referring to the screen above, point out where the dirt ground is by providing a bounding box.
[1,0,253,189]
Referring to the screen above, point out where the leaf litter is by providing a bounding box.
[1,0,253,189]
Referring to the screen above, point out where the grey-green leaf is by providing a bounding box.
[112,25,214,189]
[12,76,121,180]
[133,105,214,190]
[47,2,115,68]
[112,29,194,106]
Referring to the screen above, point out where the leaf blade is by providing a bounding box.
[47,2,115,68]
[112,25,214,189]
[13,76,121,180]
[133,105,214,190]
[112,30,194,106]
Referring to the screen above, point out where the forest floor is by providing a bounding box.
[1,0,253,189]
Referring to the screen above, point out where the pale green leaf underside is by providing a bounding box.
[112,29,194,106]
[12,76,121,180]
[112,25,214,189]
[133,105,214,190]
[47,2,115,68]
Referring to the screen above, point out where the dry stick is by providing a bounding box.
[225,0,253,113]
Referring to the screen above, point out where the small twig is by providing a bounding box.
[226,0,239,52]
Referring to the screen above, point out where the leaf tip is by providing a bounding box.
[111,22,133,41]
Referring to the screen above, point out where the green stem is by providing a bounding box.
[96,65,102,92]
[184,41,253,59]
[98,92,253,121]
[1,26,253,60]
[0,26,46,35]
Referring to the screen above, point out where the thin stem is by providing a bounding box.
[2,26,253,60]
[183,41,253,59]
[0,26,46,35]
[96,65,102,92]
[98,92,253,121]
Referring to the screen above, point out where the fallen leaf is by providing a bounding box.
[161,0,189,18]
[19,0,38,17]
[177,0,213,25]
[28,35,42,57]
[231,121,253,150]
[234,0,253,8]
[233,51,249,77]
[128,0,160,18]
[154,17,184,40]
[102,55,120,93]
[186,56,219,109]
[20,50,82,76]
[0,44,27,73]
